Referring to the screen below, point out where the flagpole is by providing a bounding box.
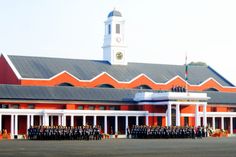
[185,53,188,93]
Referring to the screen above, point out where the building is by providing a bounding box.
[0,9,236,138]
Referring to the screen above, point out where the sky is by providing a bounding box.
[0,0,236,85]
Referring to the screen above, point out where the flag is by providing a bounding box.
[185,54,189,94]
[185,55,188,81]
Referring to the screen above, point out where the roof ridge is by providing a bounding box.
[207,66,235,87]
[8,54,104,62]
[8,54,212,67]
[128,61,185,67]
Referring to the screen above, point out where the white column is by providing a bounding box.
[195,104,199,127]
[14,115,18,136]
[27,115,30,135]
[230,117,233,134]
[0,114,2,131]
[165,115,167,126]
[167,103,172,126]
[43,114,49,126]
[58,115,62,126]
[62,115,66,126]
[71,115,74,127]
[93,116,97,127]
[203,104,207,127]
[11,115,14,138]
[212,117,215,130]
[104,116,107,134]
[125,116,128,129]
[146,115,149,126]
[47,114,50,126]
[136,116,139,125]
[83,115,86,126]
[39,116,42,126]
[62,115,64,126]
[30,115,34,126]
[221,117,224,130]
[115,116,118,134]
[176,104,180,126]
[50,116,54,126]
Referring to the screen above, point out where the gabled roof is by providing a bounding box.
[0,84,236,105]
[7,55,234,87]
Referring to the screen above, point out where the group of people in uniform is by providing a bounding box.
[27,124,208,140]
[28,125,102,140]
[127,125,208,139]
[171,85,186,92]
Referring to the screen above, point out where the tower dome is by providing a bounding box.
[108,9,122,18]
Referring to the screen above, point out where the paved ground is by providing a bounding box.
[0,137,236,157]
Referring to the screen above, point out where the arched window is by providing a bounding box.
[135,85,152,89]
[204,88,218,91]
[96,84,114,88]
[58,82,74,87]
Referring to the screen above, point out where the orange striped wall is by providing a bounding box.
[35,104,65,109]
[19,72,236,92]
[181,106,195,113]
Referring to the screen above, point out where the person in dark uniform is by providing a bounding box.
[28,126,33,140]
[126,127,130,139]
[191,127,195,139]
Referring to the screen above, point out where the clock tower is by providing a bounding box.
[102,9,127,65]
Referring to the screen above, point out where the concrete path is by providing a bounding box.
[0,137,235,157]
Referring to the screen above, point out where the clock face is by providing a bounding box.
[116,52,123,60]
[116,37,121,43]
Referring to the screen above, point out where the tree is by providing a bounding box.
[188,61,207,66]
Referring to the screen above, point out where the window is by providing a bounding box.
[211,107,217,112]
[108,106,120,110]
[99,106,105,110]
[12,104,19,109]
[78,106,84,110]
[28,104,35,109]
[135,85,152,89]
[96,84,114,88]
[108,24,111,34]
[58,82,74,87]
[204,88,218,91]
[229,107,236,112]
[184,117,189,126]
[0,104,9,109]
[157,116,162,126]
[109,106,115,110]
[116,24,120,34]
[88,106,95,110]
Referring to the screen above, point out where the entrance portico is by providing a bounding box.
[134,92,210,127]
